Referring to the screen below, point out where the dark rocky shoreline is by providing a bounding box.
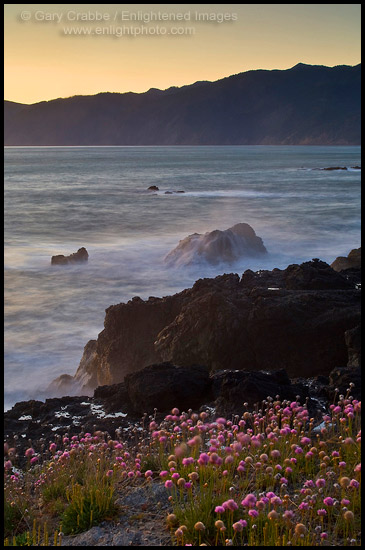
[4,362,361,469]
[48,252,361,398]
[4,249,361,468]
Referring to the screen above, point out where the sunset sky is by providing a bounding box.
[4,4,361,105]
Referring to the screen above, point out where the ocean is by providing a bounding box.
[4,146,361,411]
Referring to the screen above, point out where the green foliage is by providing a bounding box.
[61,482,117,535]
[4,496,25,539]
[42,482,67,503]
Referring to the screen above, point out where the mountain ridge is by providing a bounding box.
[4,63,361,145]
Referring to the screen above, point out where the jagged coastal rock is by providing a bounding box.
[51,247,89,265]
[50,258,360,396]
[165,223,267,266]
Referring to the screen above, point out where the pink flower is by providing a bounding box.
[106,470,113,477]
[349,479,359,489]
[283,510,294,520]
[30,456,39,465]
[4,460,12,470]
[323,497,334,507]
[248,509,259,518]
[165,480,173,488]
[224,499,238,511]
[25,448,35,458]
[145,470,153,478]
[304,480,314,488]
[241,494,257,508]
[198,453,209,466]
[316,478,326,488]
[317,509,327,516]
[215,506,225,514]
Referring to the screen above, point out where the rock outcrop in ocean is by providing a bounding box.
[51,247,89,265]
[164,223,267,266]
[49,257,360,397]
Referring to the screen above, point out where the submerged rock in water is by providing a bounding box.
[165,222,267,266]
[147,185,159,191]
[51,247,89,266]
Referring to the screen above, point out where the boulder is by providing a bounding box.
[51,247,88,266]
[345,324,361,367]
[331,247,361,272]
[94,381,132,414]
[147,185,159,191]
[211,369,308,417]
[124,362,212,415]
[240,259,353,290]
[328,365,361,400]
[165,223,267,266]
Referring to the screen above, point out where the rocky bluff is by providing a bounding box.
[50,257,361,396]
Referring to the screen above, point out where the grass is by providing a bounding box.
[4,388,361,546]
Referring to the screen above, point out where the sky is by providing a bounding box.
[4,4,361,105]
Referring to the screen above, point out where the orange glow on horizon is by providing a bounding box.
[4,4,361,105]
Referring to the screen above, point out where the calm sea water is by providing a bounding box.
[4,146,361,410]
